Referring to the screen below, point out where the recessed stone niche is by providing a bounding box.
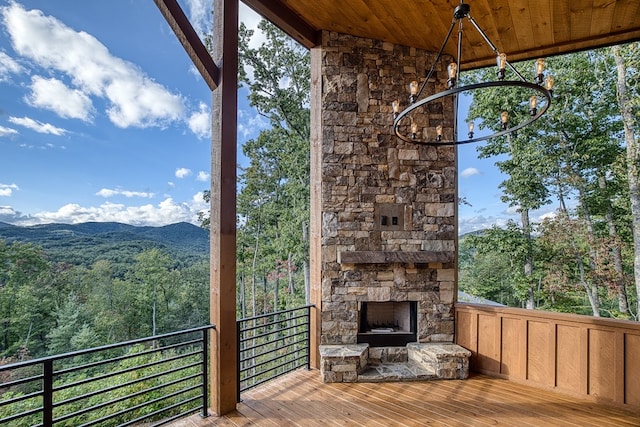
[312,30,456,351]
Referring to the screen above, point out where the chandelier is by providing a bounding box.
[392,1,554,146]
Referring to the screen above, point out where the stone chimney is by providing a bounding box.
[311,31,457,348]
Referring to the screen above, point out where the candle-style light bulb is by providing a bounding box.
[529,96,538,116]
[501,111,509,130]
[436,124,443,141]
[409,80,419,103]
[392,100,400,118]
[411,122,418,139]
[467,121,475,139]
[535,58,545,84]
[447,63,457,88]
[496,53,507,80]
[545,74,554,95]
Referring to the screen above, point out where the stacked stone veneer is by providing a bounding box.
[315,31,457,346]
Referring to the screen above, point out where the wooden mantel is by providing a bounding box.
[338,251,453,264]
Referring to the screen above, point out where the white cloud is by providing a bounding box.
[8,116,67,135]
[0,125,18,137]
[9,196,204,227]
[26,76,94,121]
[461,167,481,178]
[96,188,155,198]
[0,183,19,197]
[505,205,520,215]
[239,3,266,49]
[0,50,23,81]
[184,0,212,39]
[196,171,209,182]
[237,107,269,140]
[175,168,192,178]
[167,181,176,188]
[1,2,185,129]
[458,215,510,235]
[188,102,210,139]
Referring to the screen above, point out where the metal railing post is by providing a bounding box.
[43,360,53,426]
[306,305,311,370]
[236,320,241,402]
[201,328,209,418]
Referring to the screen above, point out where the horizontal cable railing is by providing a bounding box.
[0,325,215,426]
[237,305,313,399]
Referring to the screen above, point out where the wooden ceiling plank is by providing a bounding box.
[248,0,640,69]
[528,0,554,52]
[243,0,320,48]
[552,1,571,45]
[488,1,519,52]
[611,0,640,33]
[590,0,617,36]
[340,0,397,45]
[421,0,462,59]
[510,0,536,55]
[369,0,442,50]
[462,0,502,67]
[570,0,594,41]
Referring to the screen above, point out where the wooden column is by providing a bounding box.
[210,0,238,416]
[309,44,323,369]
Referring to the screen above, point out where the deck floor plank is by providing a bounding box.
[174,370,640,426]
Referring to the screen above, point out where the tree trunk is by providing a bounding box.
[613,45,640,314]
[302,222,310,304]
[521,209,535,309]
[576,252,600,316]
[263,275,268,314]
[577,185,601,317]
[240,274,246,318]
[274,260,280,313]
[287,252,295,296]
[599,175,630,316]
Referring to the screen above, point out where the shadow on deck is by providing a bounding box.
[170,369,640,426]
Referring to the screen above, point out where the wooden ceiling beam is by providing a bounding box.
[154,0,220,91]
[241,0,321,48]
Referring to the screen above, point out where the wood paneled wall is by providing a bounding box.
[455,303,640,412]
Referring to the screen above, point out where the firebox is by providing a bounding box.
[357,301,417,347]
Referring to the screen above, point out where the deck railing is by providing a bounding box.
[455,303,640,411]
[0,325,215,426]
[237,305,313,399]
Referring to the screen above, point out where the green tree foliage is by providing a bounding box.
[0,242,209,359]
[461,44,639,319]
[236,20,311,315]
[202,20,311,317]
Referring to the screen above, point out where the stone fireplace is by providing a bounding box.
[311,30,457,351]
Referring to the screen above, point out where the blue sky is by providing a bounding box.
[0,0,555,234]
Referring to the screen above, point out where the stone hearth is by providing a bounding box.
[319,343,471,383]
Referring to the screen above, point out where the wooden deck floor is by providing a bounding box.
[172,370,640,426]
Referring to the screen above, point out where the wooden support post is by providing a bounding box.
[210,0,238,416]
[309,44,323,369]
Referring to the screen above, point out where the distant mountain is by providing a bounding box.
[0,221,210,270]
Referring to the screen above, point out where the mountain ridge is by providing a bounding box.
[0,221,210,269]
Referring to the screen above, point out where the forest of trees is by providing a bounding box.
[459,44,640,320]
[0,241,211,361]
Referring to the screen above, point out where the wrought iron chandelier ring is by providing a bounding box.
[391,1,554,146]
[393,80,552,146]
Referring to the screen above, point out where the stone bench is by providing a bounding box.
[319,343,368,383]
[407,342,471,379]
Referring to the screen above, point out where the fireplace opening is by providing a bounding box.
[357,301,417,347]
